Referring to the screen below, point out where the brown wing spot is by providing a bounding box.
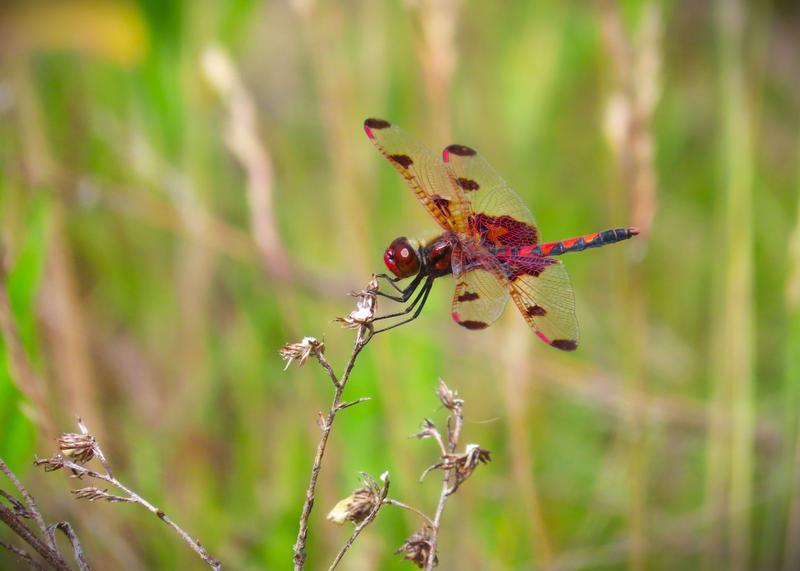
[458,320,489,330]
[526,305,546,317]
[457,292,480,302]
[364,118,391,130]
[389,154,414,169]
[551,339,578,351]
[431,195,451,217]
[457,177,480,191]
[446,144,477,157]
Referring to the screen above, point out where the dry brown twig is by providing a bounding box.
[0,458,87,571]
[33,419,221,570]
[287,277,490,569]
[326,472,390,570]
[321,379,489,569]
[413,380,490,570]
[287,277,379,570]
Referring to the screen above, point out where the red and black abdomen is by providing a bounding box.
[528,227,639,257]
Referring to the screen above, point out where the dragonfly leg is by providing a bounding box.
[373,276,432,321]
[372,278,434,334]
[375,273,404,294]
[375,272,423,302]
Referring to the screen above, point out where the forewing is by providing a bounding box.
[364,118,468,231]
[451,267,510,331]
[442,144,539,247]
[503,257,579,351]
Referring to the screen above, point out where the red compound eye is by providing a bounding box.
[384,237,420,278]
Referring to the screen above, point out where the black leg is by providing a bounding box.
[372,278,434,334]
[375,273,404,294]
[375,272,424,303]
[373,276,432,321]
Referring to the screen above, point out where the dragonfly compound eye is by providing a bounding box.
[384,237,420,278]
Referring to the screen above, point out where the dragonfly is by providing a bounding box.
[364,118,638,351]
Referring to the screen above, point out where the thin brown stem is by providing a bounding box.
[383,499,434,527]
[328,476,390,570]
[425,405,463,571]
[426,479,451,571]
[0,504,71,571]
[0,540,48,571]
[0,459,54,549]
[293,333,371,570]
[46,457,220,570]
[51,521,90,571]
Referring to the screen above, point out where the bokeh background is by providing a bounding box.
[1,0,799,569]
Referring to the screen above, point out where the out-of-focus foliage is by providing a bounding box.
[1,0,799,569]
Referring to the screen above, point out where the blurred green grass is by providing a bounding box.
[1,0,799,569]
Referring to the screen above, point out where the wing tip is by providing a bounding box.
[452,311,489,330]
[364,118,391,139]
[534,330,578,352]
[551,339,578,351]
[443,144,477,163]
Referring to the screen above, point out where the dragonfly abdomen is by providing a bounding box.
[515,227,639,257]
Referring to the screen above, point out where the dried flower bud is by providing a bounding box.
[395,526,437,568]
[57,433,96,465]
[449,444,491,491]
[335,277,379,330]
[326,472,384,525]
[72,487,130,503]
[414,419,439,440]
[326,488,378,525]
[421,444,491,490]
[34,455,66,472]
[279,336,324,370]
[435,379,463,411]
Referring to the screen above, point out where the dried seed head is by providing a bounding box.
[326,472,384,525]
[335,276,379,331]
[422,444,492,490]
[448,444,491,491]
[279,336,324,370]
[436,379,463,411]
[34,455,66,472]
[414,419,440,441]
[395,526,437,568]
[326,488,378,525]
[57,433,96,465]
[460,444,491,473]
[71,487,130,503]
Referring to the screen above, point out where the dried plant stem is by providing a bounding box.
[426,479,451,571]
[0,459,53,549]
[383,499,434,527]
[51,522,90,571]
[0,539,48,571]
[49,457,220,570]
[0,504,70,571]
[293,336,371,570]
[328,476,390,571]
[425,400,463,571]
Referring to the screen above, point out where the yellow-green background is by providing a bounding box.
[1,0,798,569]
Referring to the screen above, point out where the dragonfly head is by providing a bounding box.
[384,237,421,278]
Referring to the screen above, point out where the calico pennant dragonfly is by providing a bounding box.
[364,118,638,351]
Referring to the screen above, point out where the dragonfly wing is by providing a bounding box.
[504,257,579,351]
[442,144,539,247]
[364,118,469,232]
[451,267,510,330]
